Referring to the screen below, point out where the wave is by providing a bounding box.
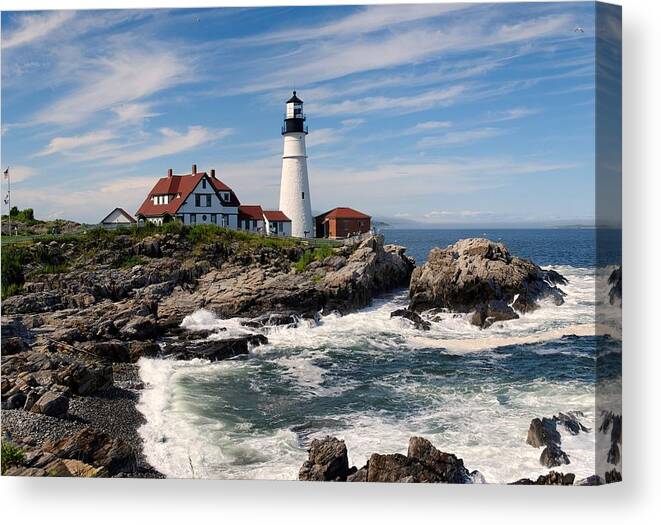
[137,264,619,482]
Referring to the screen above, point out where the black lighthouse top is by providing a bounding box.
[282,91,308,135]
[287,91,303,104]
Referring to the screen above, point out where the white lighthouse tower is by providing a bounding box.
[279,91,313,238]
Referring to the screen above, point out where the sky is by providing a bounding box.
[1,2,602,227]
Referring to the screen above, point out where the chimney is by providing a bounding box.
[191,164,197,175]
[167,168,173,177]
[210,169,216,178]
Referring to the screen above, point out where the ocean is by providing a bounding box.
[137,229,622,483]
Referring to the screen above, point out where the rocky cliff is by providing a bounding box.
[1,226,414,477]
[408,238,567,328]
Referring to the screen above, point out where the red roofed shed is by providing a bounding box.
[315,207,371,239]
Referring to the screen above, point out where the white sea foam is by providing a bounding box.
[138,264,619,482]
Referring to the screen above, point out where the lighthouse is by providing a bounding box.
[279,91,313,238]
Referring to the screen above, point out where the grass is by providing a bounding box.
[293,244,335,272]
[1,441,26,474]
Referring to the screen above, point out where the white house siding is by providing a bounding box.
[175,177,238,226]
[264,218,292,237]
[101,209,135,228]
[238,218,264,233]
[279,132,313,238]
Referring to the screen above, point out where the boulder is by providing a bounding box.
[301,436,475,484]
[6,392,27,409]
[540,444,570,467]
[161,334,268,362]
[241,312,300,329]
[43,428,137,476]
[30,391,69,418]
[406,436,473,483]
[605,469,622,483]
[554,411,590,435]
[128,340,160,361]
[82,341,132,363]
[118,315,158,341]
[299,436,350,481]
[390,309,431,330]
[608,267,622,306]
[511,471,575,485]
[576,474,604,486]
[599,411,622,465]
[409,238,567,321]
[1,336,30,355]
[526,417,561,448]
[469,299,519,328]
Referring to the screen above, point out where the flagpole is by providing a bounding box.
[7,167,11,237]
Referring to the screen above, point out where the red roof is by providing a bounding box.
[263,210,291,222]
[238,205,264,220]
[136,171,240,218]
[316,207,371,220]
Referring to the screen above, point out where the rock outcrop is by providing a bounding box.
[608,267,622,306]
[3,229,413,478]
[159,235,414,324]
[298,437,351,481]
[511,471,576,485]
[526,412,590,468]
[390,309,431,330]
[408,238,567,327]
[299,436,478,484]
[599,411,622,466]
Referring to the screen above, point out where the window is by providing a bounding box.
[202,179,207,189]
[190,214,196,225]
[252,220,257,229]
[302,192,305,200]
[278,222,283,233]
[202,215,207,222]
[211,214,217,224]
[195,194,212,207]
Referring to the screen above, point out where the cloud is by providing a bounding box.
[340,118,365,128]
[238,4,470,46]
[417,128,504,148]
[415,121,453,130]
[11,179,148,222]
[484,107,540,122]
[35,130,117,157]
[2,11,74,49]
[306,128,341,148]
[310,85,465,117]
[106,126,231,165]
[113,103,160,123]
[254,13,575,91]
[33,49,189,125]
[423,210,485,219]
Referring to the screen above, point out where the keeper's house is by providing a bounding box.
[315,207,371,239]
[136,164,241,227]
[136,164,291,236]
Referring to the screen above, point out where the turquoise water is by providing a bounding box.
[138,230,621,482]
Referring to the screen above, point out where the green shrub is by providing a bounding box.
[1,441,26,474]
[1,246,28,298]
[293,245,335,272]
